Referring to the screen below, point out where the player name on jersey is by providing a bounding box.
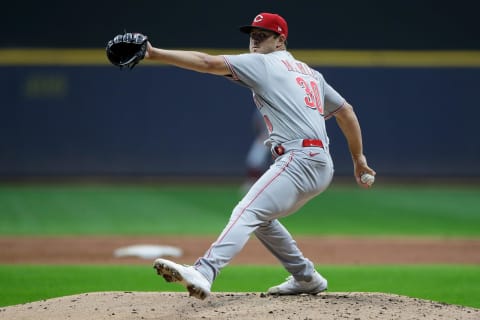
[281,59,316,78]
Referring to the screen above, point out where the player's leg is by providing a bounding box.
[194,150,332,282]
[254,219,328,295]
[254,219,315,279]
[154,150,332,298]
[192,152,303,282]
[252,149,333,294]
[153,166,270,300]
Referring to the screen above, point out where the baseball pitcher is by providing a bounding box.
[107,12,376,300]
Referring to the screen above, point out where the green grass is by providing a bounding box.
[0,184,479,236]
[0,183,478,310]
[0,265,479,308]
[0,185,237,235]
[285,185,480,236]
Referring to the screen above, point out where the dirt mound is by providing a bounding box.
[1,291,478,320]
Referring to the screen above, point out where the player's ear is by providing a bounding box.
[276,35,287,48]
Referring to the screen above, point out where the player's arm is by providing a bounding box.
[334,102,376,187]
[145,42,231,76]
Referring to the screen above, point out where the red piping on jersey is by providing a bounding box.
[223,56,239,80]
[205,152,295,259]
[324,100,346,120]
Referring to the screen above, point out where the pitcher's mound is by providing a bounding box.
[1,291,478,320]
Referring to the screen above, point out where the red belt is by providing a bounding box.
[301,139,324,148]
[273,139,324,156]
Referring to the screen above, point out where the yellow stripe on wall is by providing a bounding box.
[0,49,106,65]
[292,50,480,67]
[1,48,480,67]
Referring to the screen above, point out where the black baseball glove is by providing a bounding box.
[106,32,148,69]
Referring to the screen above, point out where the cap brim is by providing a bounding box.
[239,25,279,35]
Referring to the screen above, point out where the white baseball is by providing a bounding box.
[360,173,375,186]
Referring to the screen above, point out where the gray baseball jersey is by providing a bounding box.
[194,51,345,285]
[224,50,345,148]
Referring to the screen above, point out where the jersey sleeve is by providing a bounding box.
[323,82,346,120]
[223,53,267,90]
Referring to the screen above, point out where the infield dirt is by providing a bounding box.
[1,235,479,319]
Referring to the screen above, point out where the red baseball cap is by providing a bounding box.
[239,13,288,39]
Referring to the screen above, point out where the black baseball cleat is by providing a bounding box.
[153,258,211,300]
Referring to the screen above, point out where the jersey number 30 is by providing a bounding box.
[296,77,324,115]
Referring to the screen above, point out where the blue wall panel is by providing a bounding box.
[321,67,480,176]
[0,66,479,177]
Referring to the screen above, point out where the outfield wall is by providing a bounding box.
[1,55,479,177]
[1,1,478,178]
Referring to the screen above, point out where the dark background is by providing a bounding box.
[2,0,479,49]
[1,0,479,179]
